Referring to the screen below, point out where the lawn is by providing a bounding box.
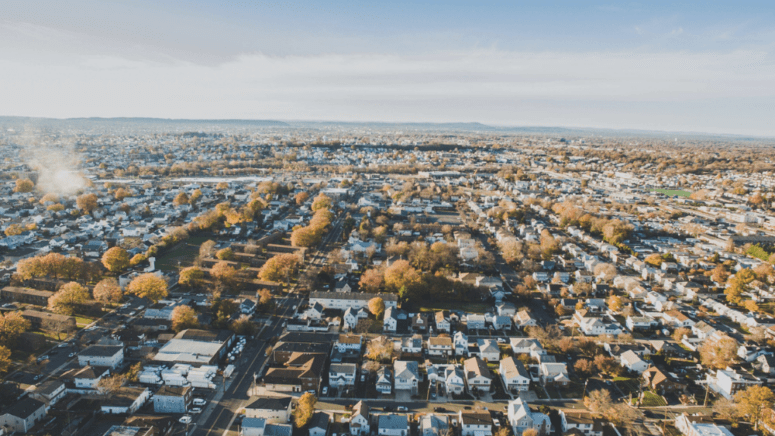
[75,316,96,328]
[155,236,211,271]
[614,377,641,395]
[641,391,667,407]
[649,188,692,198]
[419,302,490,313]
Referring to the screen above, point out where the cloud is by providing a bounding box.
[1,48,774,134]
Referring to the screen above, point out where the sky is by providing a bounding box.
[1,1,775,136]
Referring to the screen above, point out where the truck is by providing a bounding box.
[223,364,236,378]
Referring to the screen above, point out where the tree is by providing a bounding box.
[216,247,234,261]
[291,226,322,248]
[713,396,738,420]
[14,178,34,193]
[672,327,691,343]
[365,337,394,361]
[584,389,613,416]
[700,335,738,369]
[0,311,30,348]
[48,282,89,315]
[311,194,332,212]
[712,265,729,284]
[734,385,775,430]
[230,315,258,336]
[522,429,538,436]
[594,263,617,281]
[199,240,216,258]
[211,261,239,288]
[174,191,190,206]
[76,193,99,213]
[744,300,760,313]
[114,187,131,201]
[101,246,130,273]
[258,254,300,282]
[257,289,275,312]
[293,392,317,428]
[97,373,126,396]
[0,346,11,374]
[574,359,595,377]
[93,277,123,304]
[171,305,199,332]
[295,191,309,205]
[593,355,621,376]
[179,267,205,288]
[368,297,385,320]
[383,260,421,293]
[359,268,385,293]
[127,273,168,303]
[607,295,623,312]
[125,361,142,383]
[495,427,511,436]
[644,253,663,267]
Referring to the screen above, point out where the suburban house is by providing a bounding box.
[378,414,409,436]
[428,336,454,357]
[376,366,393,394]
[539,362,570,386]
[559,411,604,436]
[507,398,551,436]
[459,411,493,436]
[463,357,492,392]
[329,363,358,388]
[78,345,124,369]
[349,401,370,436]
[101,387,151,414]
[243,396,294,423]
[500,357,531,392]
[476,339,500,362]
[454,331,469,356]
[309,412,330,436]
[394,361,420,393]
[0,396,47,434]
[421,414,449,436]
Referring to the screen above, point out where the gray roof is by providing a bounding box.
[379,414,408,430]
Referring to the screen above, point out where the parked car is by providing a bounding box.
[179,416,192,424]
[321,387,328,396]
[434,407,446,413]
[193,398,207,406]
[190,407,202,414]
[397,406,408,412]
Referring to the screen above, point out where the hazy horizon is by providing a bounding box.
[2,1,774,136]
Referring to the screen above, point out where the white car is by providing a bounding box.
[321,387,328,395]
[193,398,207,406]
[190,407,202,414]
[179,415,193,424]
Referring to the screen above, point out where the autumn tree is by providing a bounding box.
[14,178,34,193]
[644,253,663,267]
[734,385,775,430]
[522,430,538,436]
[607,295,623,312]
[368,297,385,319]
[383,260,421,293]
[295,191,309,205]
[179,267,205,288]
[49,282,89,315]
[0,346,11,374]
[230,315,258,336]
[0,311,31,348]
[211,261,239,288]
[293,392,317,428]
[365,337,394,362]
[199,240,216,258]
[672,327,691,342]
[76,193,99,213]
[93,277,123,304]
[173,191,190,206]
[311,194,332,212]
[216,247,234,260]
[593,355,621,376]
[574,359,594,377]
[594,263,617,282]
[171,305,200,332]
[127,273,168,303]
[584,389,613,417]
[114,187,131,201]
[258,254,300,283]
[291,226,322,248]
[359,268,385,293]
[700,334,738,369]
[711,265,729,284]
[97,373,126,396]
[102,246,130,273]
[257,289,274,311]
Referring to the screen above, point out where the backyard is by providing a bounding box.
[649,188,692,198]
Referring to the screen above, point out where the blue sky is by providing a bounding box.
[1,1,774,135]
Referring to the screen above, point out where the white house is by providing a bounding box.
[477,339,501,362]
[394,361,420,393]
[378,414,409,436]
[428,336,453,357]
[350,401,370,436]
[454,331,469,356]
[459,411,493,436]
[620,350,649,374]
[78,345,124,369]
[463,357,492,392]
[507,398,551,436]
[500,357,531,392]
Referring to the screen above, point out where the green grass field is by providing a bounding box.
[641,391,667,407]
[155,235,211,271]
[649,188,692,198]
